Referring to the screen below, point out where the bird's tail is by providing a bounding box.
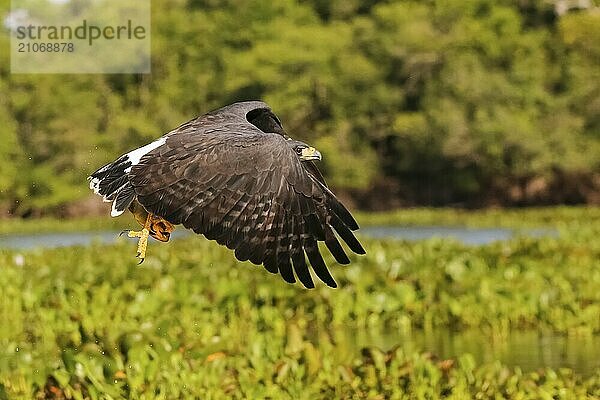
[88,155,136,217]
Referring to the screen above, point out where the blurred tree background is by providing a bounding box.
[0,0,599,217]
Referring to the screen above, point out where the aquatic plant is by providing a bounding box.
[1,207,599,397]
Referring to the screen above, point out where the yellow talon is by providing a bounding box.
[134,228,150,263]
[121,213,152,264]
[119,205,175,263]
[125,230,143,238]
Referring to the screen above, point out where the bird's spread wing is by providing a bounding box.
[127,118,365,288]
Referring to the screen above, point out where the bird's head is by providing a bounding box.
[288,140,322,161]
[235,102,321,161]
[245,105,286,137]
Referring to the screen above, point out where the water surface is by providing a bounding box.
[0,226,556,249]
[345,328,600,376]
[0,230,189,250]
[360,226,555,245]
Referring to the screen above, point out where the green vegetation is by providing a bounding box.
[357,205,600,228]
[0,216,129,235]
[1,1,599,216]
[1,208,599,398]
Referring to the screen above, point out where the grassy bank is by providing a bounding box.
[2,206,598,235]
[1,207,599,398]
[356,205,600,228]
[0,216,129,235]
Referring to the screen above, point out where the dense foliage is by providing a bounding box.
[1,208,599,397]
[1,0,599,215]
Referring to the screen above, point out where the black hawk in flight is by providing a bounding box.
[89,101,365,288]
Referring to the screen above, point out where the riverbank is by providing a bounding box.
[2,206,598,235]
[1,207,599,397]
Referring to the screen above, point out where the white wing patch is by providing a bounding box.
[88,136,168,218]
[124,137,167,173]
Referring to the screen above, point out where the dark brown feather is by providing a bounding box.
[126,101,364,288]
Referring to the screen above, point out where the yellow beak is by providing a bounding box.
[300,147,322,161]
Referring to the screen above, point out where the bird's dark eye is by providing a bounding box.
[295,147,304,155]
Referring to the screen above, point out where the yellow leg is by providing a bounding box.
[121,214,152,264]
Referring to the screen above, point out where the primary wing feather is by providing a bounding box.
[127,111,364,288]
